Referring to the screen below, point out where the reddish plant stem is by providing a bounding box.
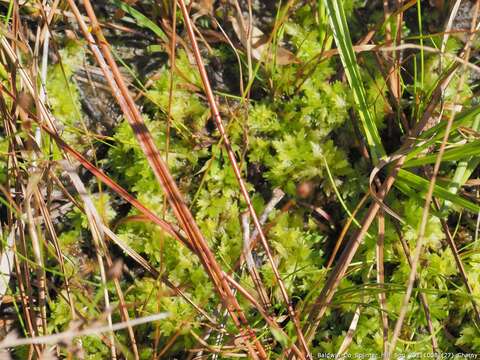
[177,1,311,357]
[66,1,267,358]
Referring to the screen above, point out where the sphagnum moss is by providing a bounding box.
[1,1,480,359]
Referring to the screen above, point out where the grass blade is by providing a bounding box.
[404,140,480,168]
[67,2,268,357]
[178,1,311,357]
[111,0,168,42]
[448,114,480,194]
[397,169,480,213]
[323,0,385,162]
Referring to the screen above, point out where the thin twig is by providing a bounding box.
[0,313,170,348]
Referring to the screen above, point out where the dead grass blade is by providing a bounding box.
[0,79,188,246]
[2,134,43,357]
[32,188,76,318]
[293,66,458,354]
[0,313,169,348]
[66,1,267,357]
[24,187,48,338]
[376,212,388,355]
[434,198,480,324]
[63,161,119,359]
[0,230,15,306]
[326,193,369,269]
[395,224,439,355]
[2,23,143,356]
[386,2,480,357]
[336,304,362,357]
[241,213,271,310]
[213,189,286,359]
[7,86,277,353]
[178,1,310,356]
[225,275,306,359]
[36,121,189,247]
[296,69,450,357]
[298,157,404,351]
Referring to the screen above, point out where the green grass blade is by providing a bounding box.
[405,104,480,161]
[112,0,168,42]
[323,0,385,162]
[416,0,425,89]
[448,114,480,194]
[404,140,480,168]
[396,169,480,213]
[420,104,480,140]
